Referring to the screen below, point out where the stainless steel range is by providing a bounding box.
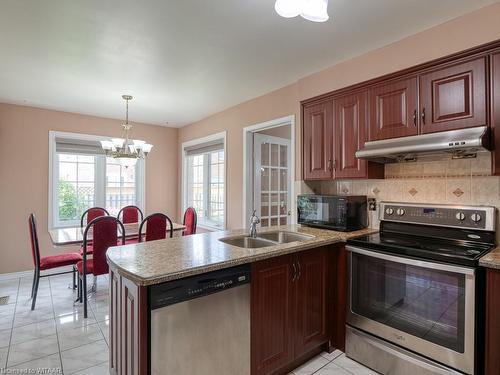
[345,202,496,375]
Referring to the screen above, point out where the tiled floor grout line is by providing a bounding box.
[4,278,21,369]
[49,276,65,375]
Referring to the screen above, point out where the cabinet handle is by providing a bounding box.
[333,159,337,172]
[292,262,297,282]
[413,110,417,127]
[421,108,426,125]
[327,159,332,172]
[297,261,301,280]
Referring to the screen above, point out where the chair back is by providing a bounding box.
[118,205,143,224]
[81,207,109,227]
[138,213,173,242]
[28,214,40,268]
[183,207,197,236]
[83,216,125,276]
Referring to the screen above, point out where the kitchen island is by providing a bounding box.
[106,224,376,375]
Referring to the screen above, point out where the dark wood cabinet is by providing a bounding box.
[419,57,487,134]
[294,248,329,356]
[109,265,148,375]
[303,100,333,180]
[485,268,500,375]
[491,51,500,175]
[333,91,367,178]
[251,255,295,375]
[251,247,331,375]
[302,93,384,181]
[368,77,418,141]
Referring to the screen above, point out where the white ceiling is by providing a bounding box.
[0,0,497,127]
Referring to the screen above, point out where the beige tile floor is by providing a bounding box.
[0,273,377,374]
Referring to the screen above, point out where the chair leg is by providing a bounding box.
[30,269,37,298]
[72,266,77,289]
[31,269,40,311]
[83,273,88,319]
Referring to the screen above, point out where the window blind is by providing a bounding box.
[184,139,224,156]
[55,136,105,155]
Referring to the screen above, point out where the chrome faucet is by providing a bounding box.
[249,210,260,238]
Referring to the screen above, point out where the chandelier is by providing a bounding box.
[100,95,153,168]
[274,0,329,22]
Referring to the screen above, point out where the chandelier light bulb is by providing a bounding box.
[274,0,302,18]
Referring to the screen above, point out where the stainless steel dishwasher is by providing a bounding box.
[149,264,251,375]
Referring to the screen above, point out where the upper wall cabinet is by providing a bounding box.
[303,100,333,180]
[368,77,418,141]
[419,57,487,133]
[334,91,369,179]
[492,51,500,175]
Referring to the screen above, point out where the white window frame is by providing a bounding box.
[181,131,227,231]
[48,131,146,229]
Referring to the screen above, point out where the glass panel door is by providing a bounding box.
[351,252,466,353]
[254,134,291,228]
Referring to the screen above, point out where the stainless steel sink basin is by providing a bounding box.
[219,231,314,248]
[219,236,276,248]
[257,231,314,243]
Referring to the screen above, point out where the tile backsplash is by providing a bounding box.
[304,154,500,238]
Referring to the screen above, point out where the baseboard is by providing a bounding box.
[0,265,74,281]
[0,269,33,281]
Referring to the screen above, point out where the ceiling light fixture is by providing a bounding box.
[274,0,329,22]
[100,95,153,168]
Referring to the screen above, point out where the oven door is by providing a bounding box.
[346,246,476,374]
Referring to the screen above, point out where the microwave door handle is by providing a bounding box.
[345,245,475,276]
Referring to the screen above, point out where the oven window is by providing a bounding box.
[351,253,465,353]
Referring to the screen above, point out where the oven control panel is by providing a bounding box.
[379,202,495,231]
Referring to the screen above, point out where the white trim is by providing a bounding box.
[181,131,227,230]
[0,265,76,281]
[242,115,296,228]
[48,130,146,230]
[0,270,34,281]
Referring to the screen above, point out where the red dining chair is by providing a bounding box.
[117,205,143,224]
[182,207,197,236]
[79,207,109,256]
[28,214,82,310]
[77,216,125,318]
[118,205,143,244]
[138,213,173,242]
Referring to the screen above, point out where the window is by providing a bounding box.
[49,132,144,228]
[183,134,226,229]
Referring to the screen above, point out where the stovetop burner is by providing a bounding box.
[347,202,496,267]
[348,231,493,266]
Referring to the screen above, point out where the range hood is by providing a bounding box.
[356,126,491,163]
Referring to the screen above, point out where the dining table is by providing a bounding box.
[49,221,186,246]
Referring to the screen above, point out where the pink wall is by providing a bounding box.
[178,2,500,230]
[0,103,178,274]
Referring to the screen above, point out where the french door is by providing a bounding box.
[254,134,291,228]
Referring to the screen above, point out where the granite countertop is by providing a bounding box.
[106,224,377,286]
[480,247,500,269]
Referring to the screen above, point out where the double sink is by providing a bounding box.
[219,230,314,248]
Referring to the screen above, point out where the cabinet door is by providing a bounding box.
[109,268,120,375]
[334,91,368,179]
[368,77,418,140]
[303,100,333,180]
[120,277,148,375]
[491,52,500,176]
[294,247,329,357]
[486,269,500,375]
[251,255,295,375]
[419,56,487,133]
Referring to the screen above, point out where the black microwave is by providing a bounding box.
[297,195,367,232]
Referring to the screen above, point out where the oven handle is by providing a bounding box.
[345,245,476,276]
